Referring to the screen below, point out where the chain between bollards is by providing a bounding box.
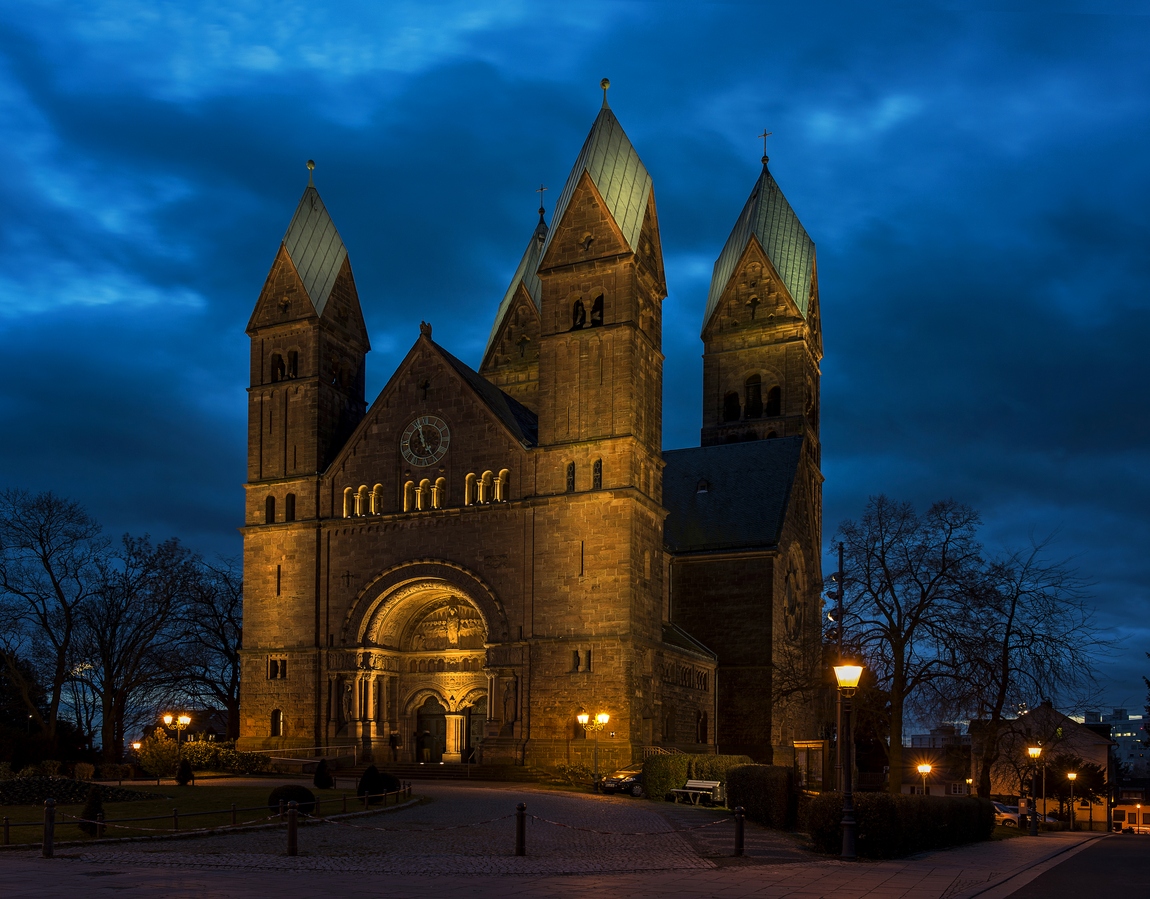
[287,801,298,856]
[515,802,526,856]
[734,806,745,856]
[42,799,55,859]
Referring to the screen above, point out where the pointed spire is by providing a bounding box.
[542,84,652,259]
[484,209,549,360]
[281,169,348,317]
[703,163,815,332]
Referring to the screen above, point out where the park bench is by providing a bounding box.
[670,779,722,805]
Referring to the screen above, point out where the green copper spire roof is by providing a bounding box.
[542,104,652,259]
[282,184,348,317]
[704,164,814,332]
[484,216,548,360]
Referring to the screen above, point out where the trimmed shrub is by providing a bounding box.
[805,792,995,858]
[0,762,13,781]
[688,754,755,792]
[357,765,401,803]
[40,760,61,777]
[138,730,179,778]
[17,765,40,778]
[313,758,334,790]
[73,762,95,781]
[726,765,796,829]
[267,784,315,815]
[642,755,690,802]
[175,759,194,786]
[78,785,104,836]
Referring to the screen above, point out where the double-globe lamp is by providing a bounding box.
[833,664,863,860]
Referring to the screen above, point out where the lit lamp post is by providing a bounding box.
[1137,803,1142,835]
[163,713,192,760]
[966,777,973,795]
[917,763,932,797]
[1027,746,1042,836]
[833,663,863,860]
[577,709,610,791]
[1067,772,1077,832]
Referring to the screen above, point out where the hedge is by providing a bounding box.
[641,754,753,802]
[805,792,995,858]
[725,765,796,829]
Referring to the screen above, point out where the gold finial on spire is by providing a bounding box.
[536,183,548,222]
[601,77,610,108]
[307,159,315,186]
[758,130,772,166]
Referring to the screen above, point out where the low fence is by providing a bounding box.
[10,795,750,861]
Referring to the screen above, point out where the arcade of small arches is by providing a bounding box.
[337,468,514,518]
[723,374,782,423]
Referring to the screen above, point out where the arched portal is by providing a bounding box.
[332,562,510,764]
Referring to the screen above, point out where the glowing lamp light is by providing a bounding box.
[1067,772,1077,782]
[596,713,610,726]
[917,764,932,776]
[131,742,141,751]
[178,715,191,727]
[1028,746,1042,760]
[833,665,863,690]
[162,714,173,726]
[576,711,590,727]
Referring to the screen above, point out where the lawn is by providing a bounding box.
[0,782,406,846]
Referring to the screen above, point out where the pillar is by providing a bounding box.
[444,713,466,763]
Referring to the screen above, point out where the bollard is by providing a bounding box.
[97,811,105,839]
[279,799,286,821]
[173,809,179,831]
[315,798,321,817]
[231,803,237,826]
[363,792,369,810]
[3,815,9,846]
[515,802,526,856]
[42,799,55,859]
[734,806,745,857]
[287,801,298,857]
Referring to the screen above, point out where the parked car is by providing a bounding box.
[993,802,1056,827]
[601,766,644,797]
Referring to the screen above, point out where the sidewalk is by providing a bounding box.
[0,779,1105,898]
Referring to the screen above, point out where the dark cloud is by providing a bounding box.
[1,1,1147,712]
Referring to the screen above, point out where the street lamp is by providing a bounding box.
[966,777,973,795]
[163,713,192,760]
[833,663,863,860]
[1067,772,1077,832]
[917,763,932,797]
[1137,803,1142,835]
[1027,746,1042,836]
[577,709,610,791]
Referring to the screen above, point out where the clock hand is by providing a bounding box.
[416,424,430,453]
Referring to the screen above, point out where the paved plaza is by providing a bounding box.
[0,779,1107,898]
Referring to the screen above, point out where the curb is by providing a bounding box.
[954,833,1107,899]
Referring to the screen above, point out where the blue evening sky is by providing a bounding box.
[1,1,1147,717]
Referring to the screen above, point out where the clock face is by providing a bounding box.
[400,415,451,466]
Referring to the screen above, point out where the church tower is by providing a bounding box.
[700,157,821,460]
[245,172,370,489]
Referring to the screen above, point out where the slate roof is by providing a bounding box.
[434,341,539,447]
[662,437,803,553]
[703,164,815,332]
[542,104,652,260]
[661,622,717,660]
[484,217,548,361]
[282,185,348,317]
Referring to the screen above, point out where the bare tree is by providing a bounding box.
[0,489,106,745]
[75,536,197,761]
[837,496,982,793]
[178,560,243,739]
[954,541,1105,798]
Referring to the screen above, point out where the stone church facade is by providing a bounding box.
[238,93,825,770]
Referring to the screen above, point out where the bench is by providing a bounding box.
[670,779,722,805]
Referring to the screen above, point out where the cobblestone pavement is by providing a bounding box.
[0,780,1104,899]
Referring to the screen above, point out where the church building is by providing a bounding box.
[238,87,825,769]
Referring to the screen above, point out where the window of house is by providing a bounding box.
[744,375,763,418]
[286,350,299,378]
[270,353,285,383]
[343,487,354,519]
[566,462,576,493]
[464,473,476,507]
[434,477,447,509]
[265,495,276,524]
[722,392,741,422]
[571,299,587,330]
[590,294,604,326]
[496,469,509,502]
[268,658,288,679]
[270,709,283,737]
[284,493,296,522]
[592,459,602,490]
[765,385,781,417]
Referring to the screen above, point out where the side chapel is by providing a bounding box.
[238,88,825,769]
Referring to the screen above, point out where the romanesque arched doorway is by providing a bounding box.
[333,565,506,764]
